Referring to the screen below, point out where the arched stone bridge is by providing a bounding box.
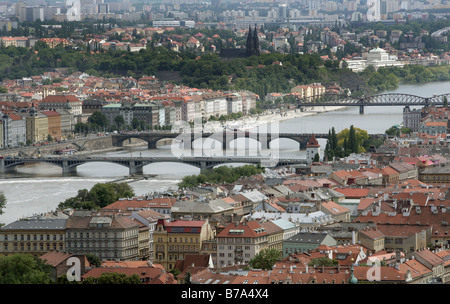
[0,156,305,175]
[111,131,331,150]
[297,92,449,114]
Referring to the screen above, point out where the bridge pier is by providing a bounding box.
[62,161,77,175]
[128,161,144,175]
[199,161,208,174]
[0,160,10,173]
[359,105,365,114]
[147,141,158,149]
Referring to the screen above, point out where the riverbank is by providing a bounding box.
[223,105,348,131]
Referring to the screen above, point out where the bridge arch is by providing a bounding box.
[75,161,131,175]
[6,160,65,173]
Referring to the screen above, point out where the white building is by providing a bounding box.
[343,47,404,72]
[306,134,321,164]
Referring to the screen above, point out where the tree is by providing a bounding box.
[313,153,320,162]
[57,182,135,210]
[444,96,448,108]
[348,125,358,154]
[385,126,399,136]
[324,127,339,160]
[308,256,338,267]
[248,248,281,270]
[336,126,369,157]
[88,111,108,130]
[113,115,125,130]
[131,118,140,130]
[184,271,191,284]
[82,272,141,284]
[86,254,101,267]
[0,191,6,216]
[0,254,52,284]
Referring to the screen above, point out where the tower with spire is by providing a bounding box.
[246,25,254,57]
[306,134,321,164]
[253,25,260,56]
[246,24,260,57]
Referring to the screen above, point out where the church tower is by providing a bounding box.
[246,25,254,57]
[306,134,321,164]
[253,25,260,56]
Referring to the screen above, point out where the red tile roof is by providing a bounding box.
[102,197,176,211]
[217,221,267,238]
[335,188,370,198]
[41,95,80,103]
[82,267,176,284]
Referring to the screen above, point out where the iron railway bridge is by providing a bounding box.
[296,92,449,114]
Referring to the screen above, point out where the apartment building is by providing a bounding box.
[1,113,26,148]
[42,110,61,141]
[65,211,140,261]
[153,218,215,270]
[0,218,67,256]
[39,95,82,124]
[26,108,48,144]
[216,220,268,267]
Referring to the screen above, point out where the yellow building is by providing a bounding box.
[42,110,61,141]
[419,166,450,184]
[0,218,67,256]
[153,218,215,271]
[26,108,49,144]
[39,38,69,49]
[291,83,326,100]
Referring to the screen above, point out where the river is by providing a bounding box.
[0,81,449,225]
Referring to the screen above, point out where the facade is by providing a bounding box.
[42,110,61,141]
[216,220,268,268]
[1,113,26,148]
[55,109,73,139]
[26,107,48,144]
[359,227,385,252]
[65,211,140,261]
[127,209,165,262]
[377,224,429,254]
[419,121,448,135]
[419,166,450,183]
[403,106,422,132]
[238,91,258,115]
[0,218,67,256]
[102,102,160,129]
[259,220,284,252]
[153,218,215,271]
[202,92,227,118]
[226,93,243,116]
[40,95,82,115]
